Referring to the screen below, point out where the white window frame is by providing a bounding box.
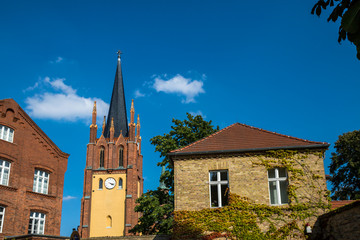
[268,168,288,205]
[0,125,14,143]
[33,170,49,194]
[0,160,11,186]
[0,206,5,233]
[28,212,46,234]
[209,170,229,208]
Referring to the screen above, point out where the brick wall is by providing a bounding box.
[0,99,69,238]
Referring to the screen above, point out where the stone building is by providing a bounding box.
[79,54,143,238]
[169,123,330,237]
[0,99,69,238]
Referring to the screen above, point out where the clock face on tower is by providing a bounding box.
[104,177,116,189]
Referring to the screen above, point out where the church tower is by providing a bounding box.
[79,53,143,238]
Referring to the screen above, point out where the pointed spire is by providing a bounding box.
[91,101,97,127]
[110,117,114,130]
[102,116,106,135]
[130,99,135,124]
[136,114,140,138]
[110,117,114,141]
[104,52,129,138]
[89,101,98,143]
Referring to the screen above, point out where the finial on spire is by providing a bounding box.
[131,99,134,111]
[117,50,122,60]
[110,117,114,130]
[93,101,97,113]
[102,116,106,134]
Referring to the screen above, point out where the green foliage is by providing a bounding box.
[330,129,360,200]
[130,113,219,235]
[311,0,360,60]
[129,188,174,235]
[150,113,219,192]
[174,150,330,240]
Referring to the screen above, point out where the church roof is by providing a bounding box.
[169,123,329,156]
[104,54,129,138]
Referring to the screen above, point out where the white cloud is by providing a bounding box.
[152,74,205,103]
[25,77,109,122]
[63,195,76,201]
[50,56,63,64]
[134,90,145,98]
[189,110,206,118]
[23,82,39,92]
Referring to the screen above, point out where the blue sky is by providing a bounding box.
[1,0,359,236]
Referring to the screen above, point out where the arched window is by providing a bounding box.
[119,146,124,168]
[99,147,105,168]
[99,178,103,190]
[118,178,123,189]
[106,215,112,228]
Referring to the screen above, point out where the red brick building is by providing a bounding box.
[79,54,143,237]
[0,99,69,238]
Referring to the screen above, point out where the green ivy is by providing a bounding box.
[173,150,330,239]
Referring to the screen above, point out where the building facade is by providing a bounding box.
[79,55,143,238]
[170,123,330,237]
[0,99,69,238]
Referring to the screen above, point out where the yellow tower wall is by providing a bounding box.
[89,173,127,237]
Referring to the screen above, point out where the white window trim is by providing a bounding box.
[268,168,288,206]
[0,125,14,143]
[33,170,49,194]
[0,160,11,186]
[209,170,229,208]
[0,206,5,233]
[28,212,46,234]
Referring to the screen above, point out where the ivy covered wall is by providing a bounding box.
[173,150,330,239]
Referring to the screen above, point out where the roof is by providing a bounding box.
[104,55,129,138]
[331,200,356,210]
[0,98,69,158]
[169,123,329,156]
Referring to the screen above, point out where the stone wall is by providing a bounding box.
[173,151,327,211]
[310,200,360,240]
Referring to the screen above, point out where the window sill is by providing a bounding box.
[26,190,56,199]
[269,203,289,207]
[0,184,17,191]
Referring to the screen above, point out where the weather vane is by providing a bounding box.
[117,50,122,59]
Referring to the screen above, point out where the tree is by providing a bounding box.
[330,129,360,200]
[311,0,360,60]
[130,113,219,234]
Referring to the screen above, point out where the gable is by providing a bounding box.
[170,123,329,155]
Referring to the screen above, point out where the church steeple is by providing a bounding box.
[104,51,129,138]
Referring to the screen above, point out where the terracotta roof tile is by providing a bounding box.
[331,200,356,210]
[170,123,329,155]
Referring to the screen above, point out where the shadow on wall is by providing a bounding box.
[310,200,360,240]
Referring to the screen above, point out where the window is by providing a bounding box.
[0,125,14,143]
[99,178,103,190]
[119,147,124,168]
[100,147,105,168]
[106,215,112,228]
[118,178,123,189]
[268,168,289,205]
[33,170,49,194]
[0,206,5,233]
[28,212,46,234]
[209,170,229,208]
[0,160,11,186]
